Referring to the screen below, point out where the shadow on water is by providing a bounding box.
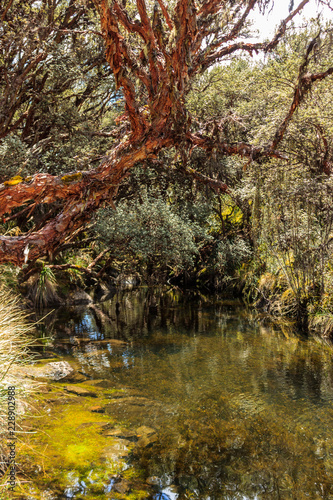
[32,287,333,499]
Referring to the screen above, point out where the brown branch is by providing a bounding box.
[100,0,148,137]
[198,0,223,17]
[197,0,310,71]
[271,34,333,150]
[0,133,173,265]
[183,166,230,193]
[185,132,288,160]
[212,0,257,48]
[1,0,14,21]
[87,246,112,270]
[0,199,100,267]
[157,0,173,29]
[136,0,160,92]
[48,263,98,277]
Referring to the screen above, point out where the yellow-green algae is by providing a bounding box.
[12,382,148,499]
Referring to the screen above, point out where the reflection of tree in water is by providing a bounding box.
[34,289,333,498]
[136,390,333,499]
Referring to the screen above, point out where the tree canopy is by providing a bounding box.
[0,0,332,268]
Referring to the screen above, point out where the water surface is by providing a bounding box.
[36,288,333,499]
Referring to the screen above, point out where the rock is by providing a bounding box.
[65,386,98,397]
[19,361,76,382]
[105,397,152,410]
[136,434,158,448]
[136,426,157,437]
[84,379,115,389]
[102,428,138,441]
[37,385,51,393]
[101,440,131,461]
[135,426,158,449]
[89,405,105,413]
[113,479,131,494]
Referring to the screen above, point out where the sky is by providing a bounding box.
[250,0,333,40]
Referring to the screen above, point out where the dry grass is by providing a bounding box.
[0,289,36,490]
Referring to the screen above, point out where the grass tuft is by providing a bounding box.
[0,289,36,490]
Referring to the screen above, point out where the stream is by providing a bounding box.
[25,287,333,499]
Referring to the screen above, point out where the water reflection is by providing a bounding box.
[37,288,333,499]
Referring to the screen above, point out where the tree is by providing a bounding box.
[0,0,332,267]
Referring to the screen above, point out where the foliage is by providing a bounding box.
[96,192,208,279]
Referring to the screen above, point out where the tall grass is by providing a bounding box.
[27,264,60,309]
[0,289,35,489]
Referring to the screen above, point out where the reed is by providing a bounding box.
[0,289,35,490]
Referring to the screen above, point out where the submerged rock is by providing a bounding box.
[47,396,81,405]
[77,421,113,430]
[113,479,131,494]
[136,426,157,437]
[84,378,115,388]
[104,397,154,411]
[102,428,138,442]
[89,405,105,413]
[101,439,132,461]
[136,433,158,448]
[134,426,158,449]
[65,386,98,397]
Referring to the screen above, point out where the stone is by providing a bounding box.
[136,434,158,448]
[105,397,152,410]
[134,426,158,449]
[101,440,131,461]
[89,405,105,413]
[136,426,157,437]
[113,480,130,494]
[20,361,76,382]
[47,396,81,405]
[84,379,115,389]
[37,385,51,393]
[65,386,98,397]
[102,428,138,441]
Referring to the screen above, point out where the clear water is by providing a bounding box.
[37,288,333,499]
